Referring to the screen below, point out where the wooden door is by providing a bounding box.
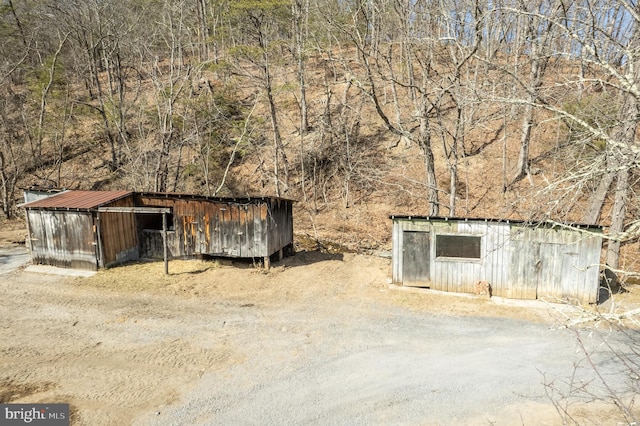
[402,231,430,287]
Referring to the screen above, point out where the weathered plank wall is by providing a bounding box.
[266,198,294,257]
[391,217,602,304]
[26,210,97,270]
[510,225,601,304]
[482,222,512,298]
[136,194,293,260]
[99,195,138,267]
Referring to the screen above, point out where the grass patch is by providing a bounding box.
[74,259,219,293]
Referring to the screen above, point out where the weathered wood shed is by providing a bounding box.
[134,193,294,267]
[390,216,603,304]
[21,191,295,270]
[21,190,139,270]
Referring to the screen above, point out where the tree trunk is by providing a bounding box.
[606,167,629,269]
[293,0,309,134]
[513,49,544,184]
[420,97,439,216]
[601,13,640,267]
[196,0,210,62]
[265,64,288,196]
[603,106,639,268]
[582,164,614,224]
[513,101,534,183]
[0,151,11,219]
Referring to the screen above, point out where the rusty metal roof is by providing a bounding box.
[21,190,132,210]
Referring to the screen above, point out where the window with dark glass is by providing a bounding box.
[435,234,481,259]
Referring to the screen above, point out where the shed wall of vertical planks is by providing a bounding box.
[22,191,294,271]
[391,217,602,305]
[135,194,293,260]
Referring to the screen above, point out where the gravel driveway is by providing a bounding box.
[135,297,636,425]
[0,252,637,425]
[0,246,29,275]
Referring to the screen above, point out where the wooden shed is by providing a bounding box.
[134,193,294,267]
[21,190,139,270]
[21,191,295,270]
[390,216,603,304]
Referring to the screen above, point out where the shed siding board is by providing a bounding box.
[536,242,550,298]
[391,220,401,284]
[216,203,227,255]
[254,203,264,257]
[249,203,260,257]
[213,203,224,254]
[551,243,564,298]
[583,238,600,303]
[276,199,293,255]
[269,200,280,254]
[561,248,578,301]
[99,195,138,267]
[485,223,510,297]
[27,210,97,270]
[271,201,278,255]
[135,194,293,260]
[267,199,293,256]
[583,235,602,303]
[392,217,602,304]
[213,205,221,255]
[239,205,249,257]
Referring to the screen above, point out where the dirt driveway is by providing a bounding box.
[0,250,638,425]
[0,246,29,275]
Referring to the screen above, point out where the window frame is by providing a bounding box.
[434,233,482,261]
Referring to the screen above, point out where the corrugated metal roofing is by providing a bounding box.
[21,190,132,209]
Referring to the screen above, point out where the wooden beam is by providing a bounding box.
[97,207,171,214]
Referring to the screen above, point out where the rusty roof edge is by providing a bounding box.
[19,190,133,209]
[17,190,71,209]
[389,215,603,231]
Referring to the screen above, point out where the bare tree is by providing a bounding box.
[328,0,443,215]
[227,0,292,197]
[52,0,147,173]
[509,0,558,185]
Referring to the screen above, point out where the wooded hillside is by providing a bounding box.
[1,0,639,274]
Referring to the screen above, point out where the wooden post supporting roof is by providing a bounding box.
[162,212,168,275]
[97,207,172,214]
